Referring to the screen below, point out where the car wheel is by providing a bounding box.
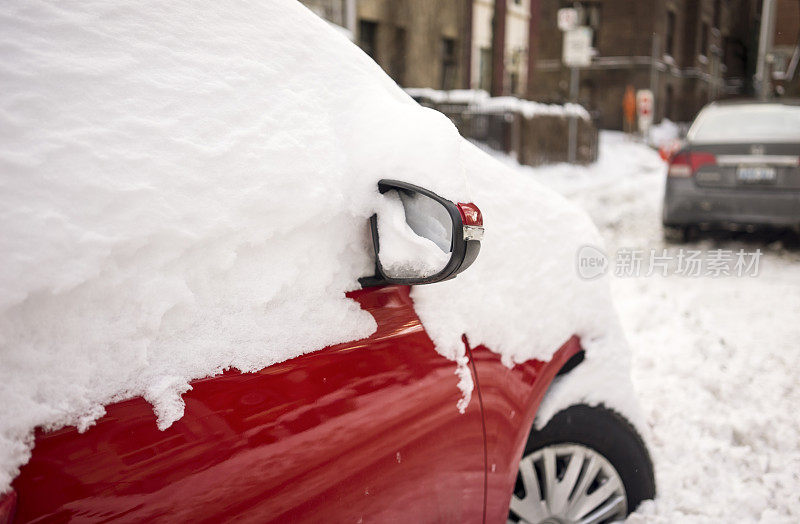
[508,404,655,524]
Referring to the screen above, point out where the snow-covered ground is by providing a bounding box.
[487,132,800,522]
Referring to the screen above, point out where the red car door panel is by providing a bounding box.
[12,285,485,523]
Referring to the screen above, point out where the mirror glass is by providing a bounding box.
[376,189,453,279]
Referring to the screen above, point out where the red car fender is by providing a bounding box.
[466,336,583,523]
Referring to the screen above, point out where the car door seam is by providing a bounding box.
[463,335,487,524]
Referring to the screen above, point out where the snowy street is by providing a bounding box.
[492,133,800,522]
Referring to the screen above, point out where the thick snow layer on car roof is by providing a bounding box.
[0,0,634,491]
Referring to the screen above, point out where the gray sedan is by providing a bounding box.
[662,100,800,241]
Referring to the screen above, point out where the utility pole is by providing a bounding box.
[560,19,590,164]
[567,67,579,163]
[526,0,542,99]
[491,0,507,96]
[755,0,776,100]
[649,34,659,117]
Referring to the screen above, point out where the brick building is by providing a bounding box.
[298,1,794,128]
[298,0,471,89]
[300,0,356,37]
[528,0,759,129]
[299,0,538,95]
[769,0,800,96]
[352,0,472,90]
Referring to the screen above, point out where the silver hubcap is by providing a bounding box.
[508,443,627,524]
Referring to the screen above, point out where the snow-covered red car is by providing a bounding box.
[1,2,653,523]
[3,179,654,523]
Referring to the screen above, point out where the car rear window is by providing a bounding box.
[688,104,800,143]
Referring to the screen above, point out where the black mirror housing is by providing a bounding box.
[360,179,482,288]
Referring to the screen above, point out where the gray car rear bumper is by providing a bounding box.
[663,178,800,229]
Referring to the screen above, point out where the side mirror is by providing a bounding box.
[360,179,483,287]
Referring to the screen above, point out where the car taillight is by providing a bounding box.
[668,151,716,177]
[0,490,16,524]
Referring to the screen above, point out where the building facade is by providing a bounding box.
[528,0,761,129]
[769,0,800,96]
[352,0,472,90]
[299,0,536,95]
[471,0,534,97]
[298,1,794,127]
[300,0,356,37]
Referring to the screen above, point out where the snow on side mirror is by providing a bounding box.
[360,179,482,287]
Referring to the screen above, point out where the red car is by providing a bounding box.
[3,180,654,524]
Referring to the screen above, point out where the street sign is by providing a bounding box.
[636,89,654,133]
[563,27,592,67]
[557,8,578,31]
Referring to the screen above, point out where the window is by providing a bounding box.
[441,38,458,90]
[665,84,674,120]
[479,47,492,91]
[391,27,406,84]
[358,20,377,59]
[509,48,525,95]
[700,22,709,57]
[665,10,675,56]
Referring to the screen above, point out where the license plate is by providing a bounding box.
[737,166,776,183]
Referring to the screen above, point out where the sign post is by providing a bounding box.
[567,67,579,163]
[636,89,654,140]
[562,27,592,68]
[562,24,592,163]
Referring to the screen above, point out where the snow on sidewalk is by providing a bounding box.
[486,132,800,522]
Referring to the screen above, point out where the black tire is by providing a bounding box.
[519,404,655,519]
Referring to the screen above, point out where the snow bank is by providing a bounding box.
[647,118,682,149]
[405,87,490,105]
[405,88,590,120]
[0,0,630,492]
[473,96,591,120]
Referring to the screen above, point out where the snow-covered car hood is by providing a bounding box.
[0,0,639,492]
